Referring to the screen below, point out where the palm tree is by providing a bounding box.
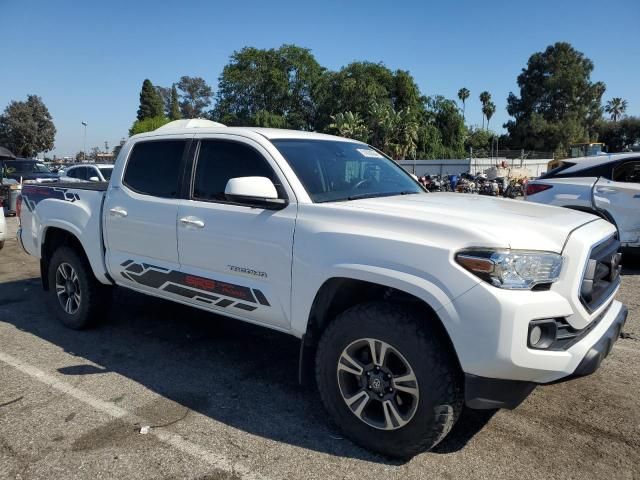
[605,98,628,122]
[457,88,470,121]
[479,91,491,129]
[483,101,496,130]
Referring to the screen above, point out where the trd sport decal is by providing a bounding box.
[120,261,270,312]
[21,185,80,212]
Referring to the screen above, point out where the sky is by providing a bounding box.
[1,0,639,158]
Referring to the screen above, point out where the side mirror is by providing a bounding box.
[224,177,287,210]
[89,176,100,182]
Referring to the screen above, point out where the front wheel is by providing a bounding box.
[315,302,463,458]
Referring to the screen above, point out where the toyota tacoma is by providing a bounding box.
[17,119,628,458]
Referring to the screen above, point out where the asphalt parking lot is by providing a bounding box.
[0,216,639,480]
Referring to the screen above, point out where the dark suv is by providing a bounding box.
[1,159,58,182]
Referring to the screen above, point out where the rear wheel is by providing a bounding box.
[315,301,463,458]
[48,247,111,329]
[0,240,4,251]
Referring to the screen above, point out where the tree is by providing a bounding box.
[0,95,56,157]
[483,101,496,129]
[457,88,470,121]
[155,86,171,117]
[604,97,627,122]
[75,151,85,162]
[129,116,170,136]
[328,112,368,142]
[177,76,213,118]
[136,79,164,121]
[316,62,423,132]
[169,85,181,120]
[213,45,324,129]
[479,91,491,128]
[505,42,606,155]
[465,127,494,156]
[597,116,640,152]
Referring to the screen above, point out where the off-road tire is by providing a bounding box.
[48,246,112,329]
[315,301,463,458]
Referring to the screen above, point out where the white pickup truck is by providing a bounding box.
[17,120,627,458]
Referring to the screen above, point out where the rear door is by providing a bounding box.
[104,138,191,294]
[175,135,297,329]
[594,158,640,245]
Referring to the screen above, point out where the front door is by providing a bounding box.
[176,136,296,329]
[104,138,190,294]
[594,158,640,246]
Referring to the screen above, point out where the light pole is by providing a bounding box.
[81,121,88,162]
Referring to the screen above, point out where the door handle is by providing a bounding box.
[595,187,616,194]
[109,207,128,217]
[179,216,205,228]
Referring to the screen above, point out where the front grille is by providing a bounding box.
[580,236,621,312]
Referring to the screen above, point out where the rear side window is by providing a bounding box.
[123,140,185,197]
[192,140,281,202]
[612,160,640,183]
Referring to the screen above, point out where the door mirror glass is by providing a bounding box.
[224,177,287,209]
[89,176,100,182]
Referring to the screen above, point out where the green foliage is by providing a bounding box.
[329,112,369,143]
[316,62,423,131]
[137,79,164,121]
[457,87,470,119]
[604,97,627,122]
[155,86,171,116]
[597,117,640,152]
[177,76,213,118]
[169,85,181,120]
[465,127,495,154]
[505,42,605,156]
[483,101,496,129]
[0,94,56,157]
[213,45,324,129]
[253,110,288,128]
[129,116,170,136]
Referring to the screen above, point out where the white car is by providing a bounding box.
[526,153,640,250]
[59,163,114,182]
[17,120,627,457]
[0,206,5,250]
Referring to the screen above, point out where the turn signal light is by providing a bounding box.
[525,183,552,196]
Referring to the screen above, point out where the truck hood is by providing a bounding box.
[345,192,598,252]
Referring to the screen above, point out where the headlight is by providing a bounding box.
[456,249,563,289]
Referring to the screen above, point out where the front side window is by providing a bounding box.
[271,139,421,203]
[612,160,640,183]
[192,140,281,202]
[123,140,185,197]
[98,167,113,181]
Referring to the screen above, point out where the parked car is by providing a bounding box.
[0,201,6,250]
[525,153,640,250]
[1,158,59,183]
[59,163,114,182]
[17,120,627,458]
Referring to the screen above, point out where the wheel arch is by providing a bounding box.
[40,226,92,291]
[298,276,461,385]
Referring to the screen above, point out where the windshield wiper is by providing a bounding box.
[346,191,419,201]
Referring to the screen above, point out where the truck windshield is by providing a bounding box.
[272,139,422,203]
[3,161,51,174]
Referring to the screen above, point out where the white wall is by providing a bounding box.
[397,158,552,177]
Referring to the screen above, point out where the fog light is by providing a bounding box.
[529,326,542,346]
[527,319,558,349]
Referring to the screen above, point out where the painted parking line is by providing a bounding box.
[0,351,267,480]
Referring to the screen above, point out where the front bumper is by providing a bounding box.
[466,303,628,409]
